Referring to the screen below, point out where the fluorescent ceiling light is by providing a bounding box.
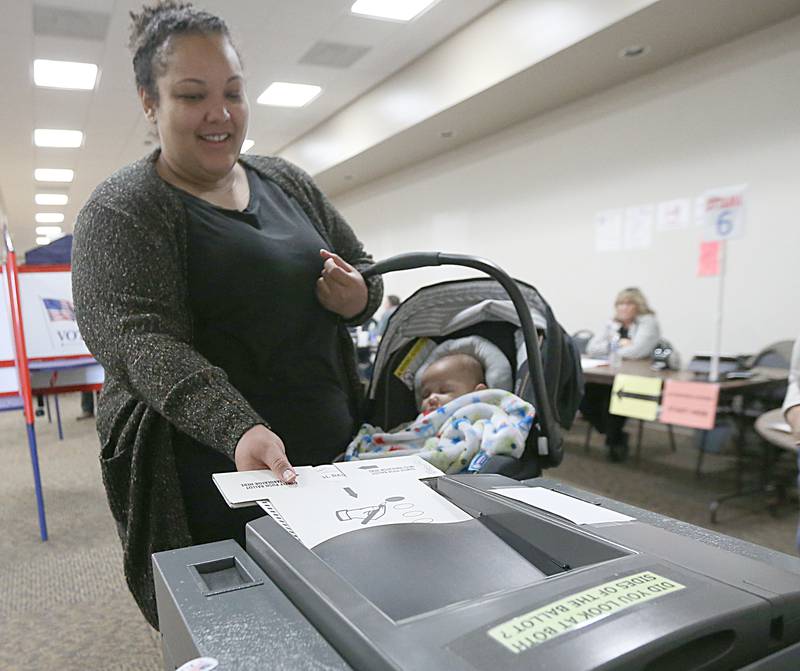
[36,226,63,236]
[35,168,74,183]
[35,193,69,205]
[350,0,437,21]
[257,82,321,107]
[33,59,98,90]
[34,128,84,148]
[36,237,52,246]
[35,212,65,224]
[241,138,254,153]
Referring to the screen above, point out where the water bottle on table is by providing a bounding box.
[609,335,622,370]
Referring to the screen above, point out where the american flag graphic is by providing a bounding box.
[42,297,76,322]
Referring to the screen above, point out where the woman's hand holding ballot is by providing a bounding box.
[235,425,297,483]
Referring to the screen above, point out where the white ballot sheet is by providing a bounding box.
[259,475,471,548]
[491,487,635,525]
[212,465,316,507]
[327,455,445,480]
[213,455,444,508]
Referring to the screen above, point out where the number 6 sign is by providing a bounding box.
[704,184,746,241]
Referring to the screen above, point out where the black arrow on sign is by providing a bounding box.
[344,487,358,498]
[616,388,659,403]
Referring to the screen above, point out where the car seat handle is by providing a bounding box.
[362,252,561,457]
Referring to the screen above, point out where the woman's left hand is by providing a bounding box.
[316,249,368,319]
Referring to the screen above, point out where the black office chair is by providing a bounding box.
[694,340,792,478]
[748,340,794,369]
[571,329,594,355]
[744,340,793,412]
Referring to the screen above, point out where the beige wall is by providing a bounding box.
[335,16,800,361]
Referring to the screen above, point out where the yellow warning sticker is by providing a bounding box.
[609,374,663,421]
[487,571,685,654]
[393,337,436,389]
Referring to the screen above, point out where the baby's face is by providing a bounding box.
[419,358,484,414]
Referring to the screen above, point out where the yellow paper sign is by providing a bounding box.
[488,571,685,654]
[609,374,663,421]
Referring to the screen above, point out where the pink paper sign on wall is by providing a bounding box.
[659,380,720,430]
[697,240,721,277]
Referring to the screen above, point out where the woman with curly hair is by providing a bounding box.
[72,1,382,627]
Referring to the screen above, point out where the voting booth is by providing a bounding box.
[1,264,102,397]
[1,222,102,540]
[16,265,103,395]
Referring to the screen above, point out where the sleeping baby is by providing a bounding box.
[345,336,535,474]
[418,352,487,414]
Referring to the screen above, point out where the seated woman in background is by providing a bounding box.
[582,287,661,461]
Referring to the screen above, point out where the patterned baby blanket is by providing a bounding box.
[345,389,535,474]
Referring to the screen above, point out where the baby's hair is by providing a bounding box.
[438,353,485,383]
[129,1,238,101]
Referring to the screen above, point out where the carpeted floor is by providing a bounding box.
[1,394,797,669]
[558,420,799,554]
[0,394,162,671]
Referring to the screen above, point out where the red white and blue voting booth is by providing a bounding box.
[1,223,103,541]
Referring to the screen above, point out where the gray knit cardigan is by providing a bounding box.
[72,150,383,629]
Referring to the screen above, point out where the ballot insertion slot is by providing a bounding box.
[188,556,263,597]
[429,476,633,575]
[302,477,635,622]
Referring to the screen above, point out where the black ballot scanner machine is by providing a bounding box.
[154,475,800,671]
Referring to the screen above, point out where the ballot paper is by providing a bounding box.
[491,487,635,525]
[212,465,315,508]
[258,475,471,549]
[213,455,445,508]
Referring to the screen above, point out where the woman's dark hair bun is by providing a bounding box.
[129,1,193,53]
[129,1,233,99]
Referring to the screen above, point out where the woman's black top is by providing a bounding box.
[172,165,354,544]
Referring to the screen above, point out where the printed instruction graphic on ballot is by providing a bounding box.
[259,475,471,549]
[214,455,471,548]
